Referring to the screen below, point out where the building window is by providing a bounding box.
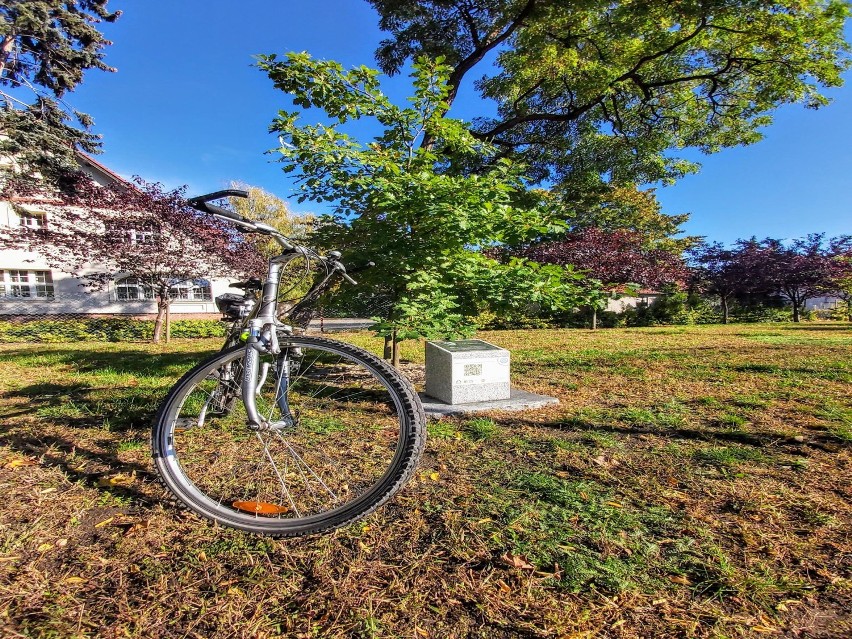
[171,279,212,301]
[19,212,47,230]
[0,270,55,299]
[115,276,154,301]
[128,228,158,245]
[114,277,212,302]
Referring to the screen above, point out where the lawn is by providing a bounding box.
[0,323,849,638]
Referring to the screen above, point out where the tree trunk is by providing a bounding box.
[391,328,400,369]
[722,297,729,324]
[792,300,801,322]
[591,307,597,330]
[153,299,167,343]
[383,334,393,360]
[165,302,171,343]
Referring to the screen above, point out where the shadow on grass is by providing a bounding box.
[1,382,166,432]
[0,345,216,377]
[777,323,851,332]
[0,345,222,508]
[0,427,159,507]
[525,416,848,452]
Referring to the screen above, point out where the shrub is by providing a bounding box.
[0,318,227,343]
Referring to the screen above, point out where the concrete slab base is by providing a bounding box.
[419,388,559,417]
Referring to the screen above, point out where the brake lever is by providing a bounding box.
[332,261,357,285]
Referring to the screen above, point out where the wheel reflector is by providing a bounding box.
[232,500,288,515]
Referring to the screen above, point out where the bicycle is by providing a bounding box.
[151,189,426,537]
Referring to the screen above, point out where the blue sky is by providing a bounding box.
[68,0,851,245]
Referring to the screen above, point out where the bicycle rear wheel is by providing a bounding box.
[151,336,425,536]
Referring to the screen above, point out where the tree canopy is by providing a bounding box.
[0,0,120,186]
[369,0,850,203]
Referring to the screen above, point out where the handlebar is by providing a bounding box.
[188,190,365,286]
[188,190,256,230]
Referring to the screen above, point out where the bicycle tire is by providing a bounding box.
[151,336,425,536]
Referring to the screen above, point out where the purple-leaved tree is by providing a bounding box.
[1,175,263,342]
[735,234,851,322]
[514,227,687,328]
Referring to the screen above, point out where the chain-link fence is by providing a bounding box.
[0,291,380,343]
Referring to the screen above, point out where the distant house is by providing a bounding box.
[804,296,842,311]
[0,152,239,318]
[605,290,664,313]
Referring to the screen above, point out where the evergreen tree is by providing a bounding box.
[0,0,120,186]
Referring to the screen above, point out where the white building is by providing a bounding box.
[0,153,238,318]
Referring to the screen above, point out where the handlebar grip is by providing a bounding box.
[189,189,249,203]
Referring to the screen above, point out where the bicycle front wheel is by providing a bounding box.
[151,336,425,536]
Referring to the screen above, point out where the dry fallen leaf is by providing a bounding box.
[751,625,777,634]
[64,577,87,584]
[668,575,692,586]
[501,552,535,570]
[94,517,115,528]
[428,472,440,481]
[37,543,53,552]
[5,457,38,469]
[97,473,134,488]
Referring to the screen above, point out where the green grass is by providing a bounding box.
[0,323,850,638]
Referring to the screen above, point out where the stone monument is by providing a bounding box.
[424,339,511,405]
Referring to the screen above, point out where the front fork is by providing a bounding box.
[241,321,297,430]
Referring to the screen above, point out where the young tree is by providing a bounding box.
[689,242,747,324]
[828,237,852,321]
[259,53,583,364]
[0,176,262,342]
[514,227,687,328]
[369,1,850,207]
[0,1,120,186]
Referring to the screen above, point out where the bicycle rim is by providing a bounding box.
[152,338,424,536]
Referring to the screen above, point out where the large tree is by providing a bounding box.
[369,0,850,209]
[0,176,262,342]
[0,1,120,186]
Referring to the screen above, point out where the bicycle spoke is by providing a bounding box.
[255,432,301,517]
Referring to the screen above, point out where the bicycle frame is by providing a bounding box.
[241,245,307,430]
[188,189,357,431]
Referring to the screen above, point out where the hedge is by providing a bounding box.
[0,318,227,343]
